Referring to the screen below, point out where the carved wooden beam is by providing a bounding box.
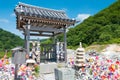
[22,16,74,25]
[30,33,53,37]
[30,26,64,33]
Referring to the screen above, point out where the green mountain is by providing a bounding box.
[0,28,24,51]
[57,0,120,49]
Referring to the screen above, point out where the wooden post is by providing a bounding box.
[14,64,18,80]
[52,32,57,62]
[64,26,67,63]
[24,21,30,55]
[26,24,30,54]
[24,32,27,49]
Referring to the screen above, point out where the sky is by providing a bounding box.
[0,0,117,39]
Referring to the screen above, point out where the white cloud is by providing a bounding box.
[0,19,9,23]
[76,14,90,22]
[62,8,68,11]
[10,13,15,17]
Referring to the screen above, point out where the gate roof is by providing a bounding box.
[14,2,76,36]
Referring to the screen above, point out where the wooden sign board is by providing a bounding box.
[12,47,26,64]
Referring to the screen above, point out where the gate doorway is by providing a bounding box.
[40,44,56,62]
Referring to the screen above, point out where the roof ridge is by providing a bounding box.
[18,2,65,13]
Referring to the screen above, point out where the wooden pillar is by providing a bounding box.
[64,26,67,63]
[52,32,55,44]
[14,64,18,80]
[24,33,27,49]
[53,32,57,62]
[24,21,30,54]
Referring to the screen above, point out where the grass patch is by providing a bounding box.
[85,44,107,52]
[0,51,12,59]
[34,64,40,77]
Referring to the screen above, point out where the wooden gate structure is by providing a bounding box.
[14,2,76,63]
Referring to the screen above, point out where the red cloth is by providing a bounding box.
[101,75,106,79]
[116,61,119,65]
[109,65,115,72]
[96,56,99,60]
[0,61,3,67]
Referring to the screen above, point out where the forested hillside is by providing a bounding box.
[0,28,24,51]
[57,0,120,49]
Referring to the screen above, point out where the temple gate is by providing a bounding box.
[14,2,76,63]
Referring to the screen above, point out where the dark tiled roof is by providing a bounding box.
[15,2,73,21]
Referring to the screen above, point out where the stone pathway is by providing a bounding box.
[38,73,55,80]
